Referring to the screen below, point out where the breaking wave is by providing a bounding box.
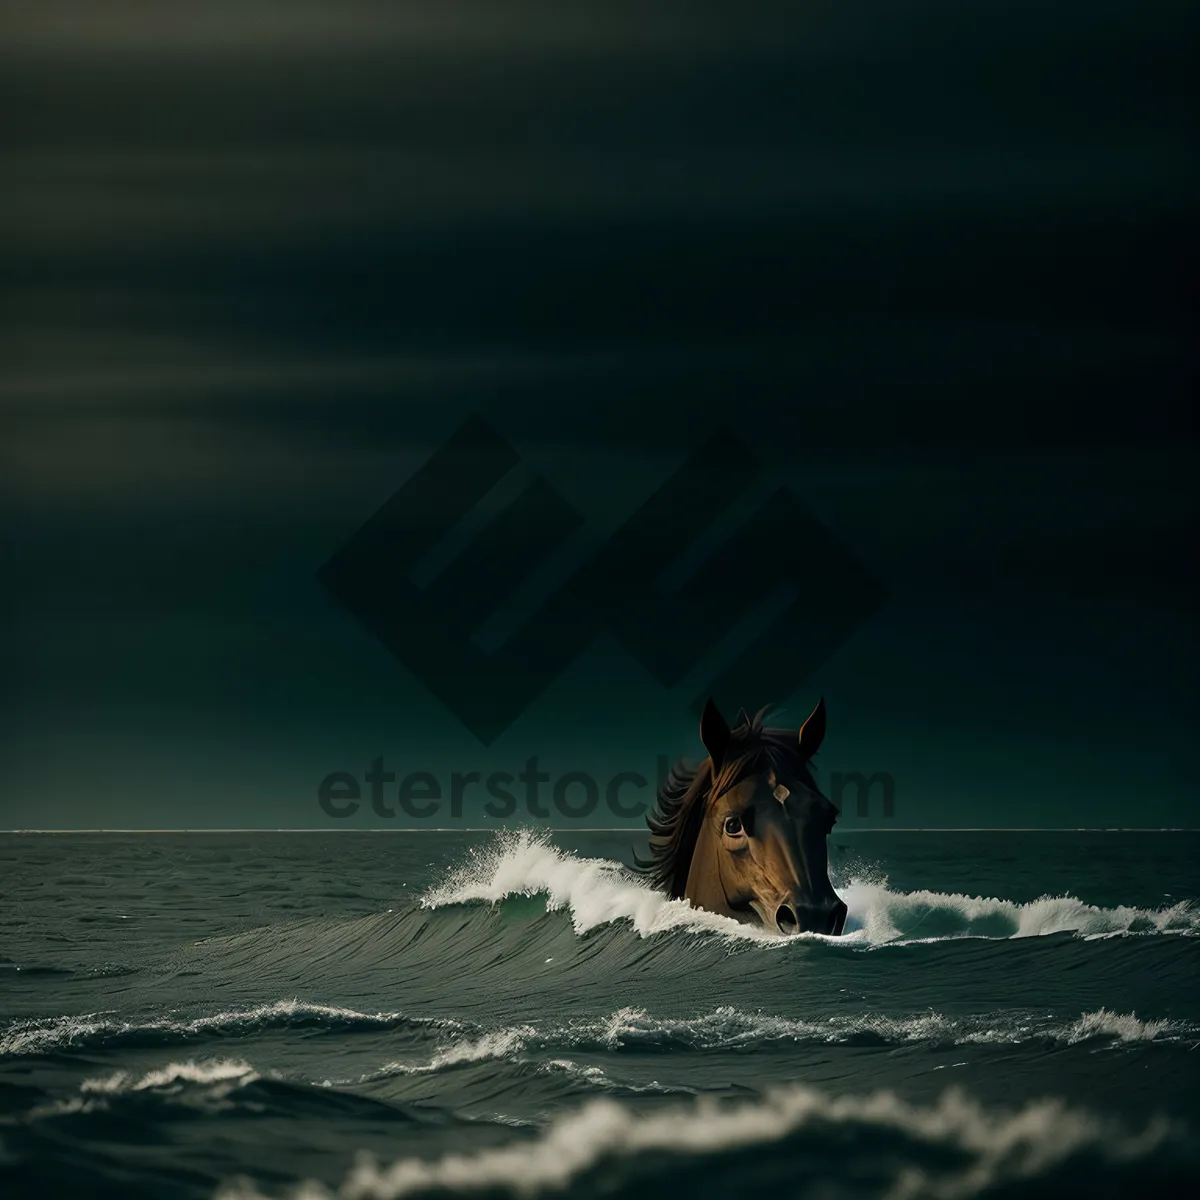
[81,1059,260,1094]
[0,1000,450,1058]
[214,1083,1191,1200]
[325,1004,1196,1085]
[421,830,1200,946]
[10,999,1187,1085]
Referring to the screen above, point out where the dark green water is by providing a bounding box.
[1,831,1198,1198]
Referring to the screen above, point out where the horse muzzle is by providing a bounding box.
[775,898,847,936]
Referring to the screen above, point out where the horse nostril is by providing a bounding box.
[776,904,799,934]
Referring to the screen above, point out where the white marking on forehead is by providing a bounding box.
[773,783,790,804]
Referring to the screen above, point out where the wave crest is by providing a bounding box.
[82,1059,259,1095]
[214,1083,1187,1200]
[314,1003,1196,1090]
[421,830,1199,947]
[0,1000,447,1058]
[421,830,771,940]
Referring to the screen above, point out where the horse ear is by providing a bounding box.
[700,698,732,771]
[735,707,751,730]
[797,696,827,759]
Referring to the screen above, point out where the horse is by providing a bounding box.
[636,697,848,936]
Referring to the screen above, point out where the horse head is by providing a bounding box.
[667,698,847,936]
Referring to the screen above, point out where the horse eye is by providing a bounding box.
[723,815,744,837]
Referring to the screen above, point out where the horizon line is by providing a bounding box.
[3,827,1198,834]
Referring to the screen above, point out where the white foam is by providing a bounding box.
[213,1083,1175,1200]
[421,830,1199,948]
[0,999,418,1058]
[26,1058,261,1120]
[323,1003,1193,1093]
[82,1059,258,1094]
[1061,1008,1178,1045]
[337,1029,535,1085]
[585,1004,1194,1048]
[407,1004,1194,1063]
[839,878,1200,944]
[0,1013,113,1057]
[539,1058,677,1095]
[421,829,775,942]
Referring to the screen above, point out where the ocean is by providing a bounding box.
[1,830,1197,1199]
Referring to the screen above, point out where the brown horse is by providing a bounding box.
[637,697,847,936]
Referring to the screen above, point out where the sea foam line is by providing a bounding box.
[7,989,1190,1067]
[323,1004,1194,1088]
[82,1059,260,1094]
[421,829,1199,946]
[24,1058,263,1121]
[213,1083,1180,1200]
[0,999,443,1058]
[327,1029,536,1087]
[550,1004,1195,1051]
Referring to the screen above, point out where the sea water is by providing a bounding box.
[1,830,1197,1198]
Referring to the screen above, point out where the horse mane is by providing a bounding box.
[634,705,823,899]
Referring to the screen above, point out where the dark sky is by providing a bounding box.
[2,1,1196,829]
